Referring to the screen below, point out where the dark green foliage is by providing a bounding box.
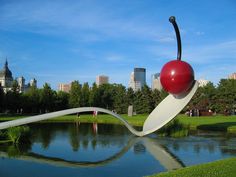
[55,91,69,110]
[80,82,90,107]
[134,85,154,114]
[40,83,56,112]
[216,79,236,113]
[188,80,236,114]
[126,87,135,105]
[188,82,217,111]
[69,81,82,108]
[97,84,114,109]
[89,83,99,106]
[24,85,40,113]
[0,79,235,115]
[113,84,127,113]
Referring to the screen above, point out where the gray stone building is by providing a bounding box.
[0,59,37,93]
[0,60,13,92]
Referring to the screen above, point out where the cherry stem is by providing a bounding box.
[169,16,182,61]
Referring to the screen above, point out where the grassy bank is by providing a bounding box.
[147,157,236,177]
[1,114,236,133]
[177,115,236,132]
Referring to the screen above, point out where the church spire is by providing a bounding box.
[4,57,8,68]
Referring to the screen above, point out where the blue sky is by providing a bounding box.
[0,0,236,89]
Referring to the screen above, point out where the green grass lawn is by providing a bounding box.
[177,114,236,132]
[1,113,236,132]
[147,157,236,177]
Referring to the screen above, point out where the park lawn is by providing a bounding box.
[147,157,236,177]
[177,114,236,132]
[1,114,236,132]
[42,114,147,127]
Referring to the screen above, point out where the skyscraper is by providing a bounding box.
[129,68,146,92]
[151,73,162,91]
[96,75,109,86]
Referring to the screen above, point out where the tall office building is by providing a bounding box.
[58,83,71,93]
[96,75,109,86]
[151,73,162,91]
[129,68,146,92]
[228,73,236,80]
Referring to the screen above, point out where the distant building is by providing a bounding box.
[151,73,162,91]
[129,68,146,92]
[30,78,37,87]
[198,79,210,87]
[58,83,71,93]
[96,75,109,86]
[0,60,13,92]
[0,59,36,93]
[228,73,236,80]
[17,76,27,93]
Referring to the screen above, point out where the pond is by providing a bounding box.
[0,123,236,177]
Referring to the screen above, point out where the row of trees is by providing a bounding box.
[0,79,236,114]
[189,79,236,114]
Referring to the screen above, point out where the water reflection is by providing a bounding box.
[0,136,184,169]
[0,123,236,177]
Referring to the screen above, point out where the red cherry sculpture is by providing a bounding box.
[160,16,194,95]
[160,60,194,95]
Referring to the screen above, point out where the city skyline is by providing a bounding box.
[1,60,235,91]
[0,0,236,89]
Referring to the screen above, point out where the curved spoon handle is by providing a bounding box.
[0,107,144,136]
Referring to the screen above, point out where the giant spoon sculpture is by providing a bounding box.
[0,16,198,136]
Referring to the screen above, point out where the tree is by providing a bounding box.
[24,85,40,113]
[140,85,154,113]
[55,91,69,111]
[151,89,162,107]
[133,90,143,114]
[40,83,55,112]
[188,82,216,112]
[4,80,21,113]
[89,83,99,107]
[216,79,236,114]
[69,81,82,108]
[97,84,114,109]
[126,87,135,106]
[113,84,127,113]
[80,82,90,107]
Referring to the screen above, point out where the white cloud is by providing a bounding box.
[0,1,173,42]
